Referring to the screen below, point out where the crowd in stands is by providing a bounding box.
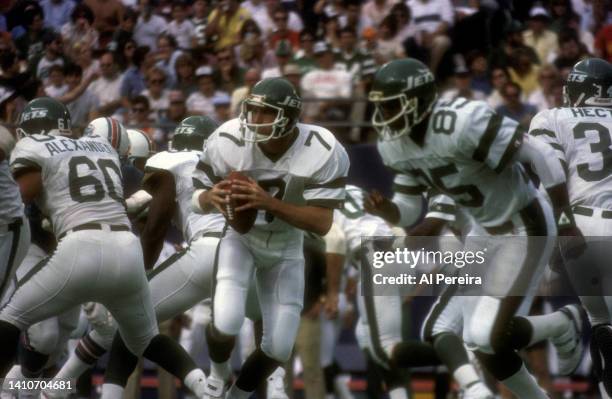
[0,0,610,147]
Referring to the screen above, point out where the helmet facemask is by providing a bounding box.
[239,98,292,143]
[369,90,436,141]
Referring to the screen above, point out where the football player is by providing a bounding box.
[366,59,583,398]
[44,116,223,398]
[0,124,29,302]
[528,57,612,397]
[192,77,349,399]
[126,128,156,172]
[0,98,208,399]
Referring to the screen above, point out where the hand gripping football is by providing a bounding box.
[226,171,257,234]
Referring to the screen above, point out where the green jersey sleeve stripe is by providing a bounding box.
[472,113,503,162]
[530,128,557,139]
[494,125,525,173]
[393,183,426,195]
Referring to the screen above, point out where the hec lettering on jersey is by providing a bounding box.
[279,96,302,109]
[571,108,585,118]
[583,108,596,117]
[20,108,48,122]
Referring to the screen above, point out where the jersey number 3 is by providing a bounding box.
[68,156,122,203]
[573,122,612,182]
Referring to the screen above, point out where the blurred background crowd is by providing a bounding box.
[0,0,610,148]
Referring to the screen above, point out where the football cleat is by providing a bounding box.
[553,304,585,376]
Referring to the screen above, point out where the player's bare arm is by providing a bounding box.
[140,170,177,270]
[364,190,400,224]
[14,169,42,204]
[231,178,333,235]
[323,252,343,319]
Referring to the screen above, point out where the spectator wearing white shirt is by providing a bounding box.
[186,66,228,117]
[140,66,170,121]
[167,3,195,50]
[300,41,352,125]
[362,0,395,28]
[44,64,69,98]
[407,0,454,73]
[133,0,168,51]
[88,51,124,116]
[527,65,562,112]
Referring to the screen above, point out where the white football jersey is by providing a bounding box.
[0,161,24,224]
[10,134,128,237]
[378,98,537,227]
[529,106,612,208]
[193,118,350,233]
[145,150,225,242]
[329,185,394,258]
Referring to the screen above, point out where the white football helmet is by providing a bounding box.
[83,117,130,158]
[126,129,155,163]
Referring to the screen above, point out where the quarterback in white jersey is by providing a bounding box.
[192,77,349,399]
[530,58,612,397]
[366,59,582,398]
[0,126,29,302]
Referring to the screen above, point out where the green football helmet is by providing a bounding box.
[172,115,219,151]
[239,77,302,142]
[564,57,612,108]
[17,97,72,138]
[368,58,437,140]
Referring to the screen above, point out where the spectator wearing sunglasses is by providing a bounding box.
[141,65,170,121]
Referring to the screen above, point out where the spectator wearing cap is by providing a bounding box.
[523,6,558,66]
[300,41,352,125]
[528,64,562,112]
[269,7,300,49]
[212,92,232,123]
[496,81,537,129]
[212,46,246,93]
[205,0,252,50]
[173,53,198,95]
[187,66,229,117]
[361,0,394,29]
[407,0,454,74]
[262,40,293,79]
[167,3,195,50]
[89,50,124,116]
[335,27,376,82]
[294,30,317,74]
[61,3,98,60]
[40,0,76,32]
[230,67,261,117]
[508,47,541,97]
[120,45,152,107]
[141,65,170,121]
[133,0,168,52]
[84,0,124,46]
[156,90,188,148]
[440,63,486,102]
[36,32,65,82]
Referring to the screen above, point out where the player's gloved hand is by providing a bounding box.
[364,190,399,224]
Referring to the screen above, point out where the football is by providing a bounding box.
[225,171,257,234]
